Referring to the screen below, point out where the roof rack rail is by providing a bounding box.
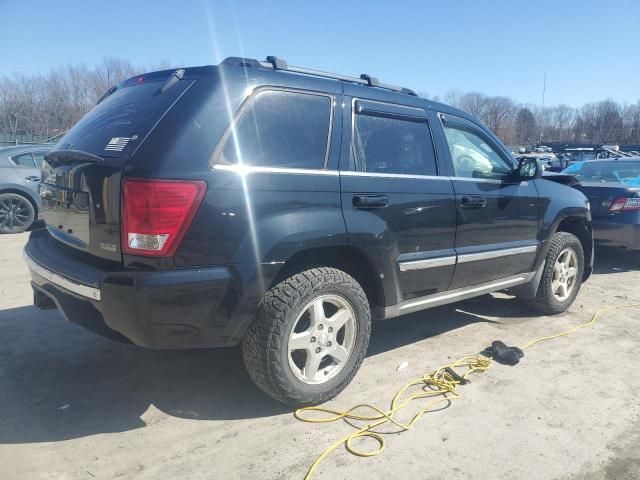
[221,56,417,97]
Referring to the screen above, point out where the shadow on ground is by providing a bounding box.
[592,247,640,275]
[0,296,528,444]
[0,249,632,444]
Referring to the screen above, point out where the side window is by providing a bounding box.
[216,90,331,169]
[352,114,437,176]
[443,125,513,179]
[32,151,47,168]
[10,153,35,168]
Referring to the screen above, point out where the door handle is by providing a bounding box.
[353,194,389,209]
[25,176,40,182]
[460,196,487,208]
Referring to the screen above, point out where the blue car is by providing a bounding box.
[563,158,640,251]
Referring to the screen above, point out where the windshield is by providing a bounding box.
[563,160,640,184]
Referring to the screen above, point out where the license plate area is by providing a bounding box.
[40,183,91,248]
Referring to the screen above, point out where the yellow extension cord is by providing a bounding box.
[294,303,640,480]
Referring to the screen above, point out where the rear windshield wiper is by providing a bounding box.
[45,149,105,166]
[96,85,117,105]
[159,69,186,94]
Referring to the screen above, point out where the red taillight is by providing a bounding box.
[121,179,206,257]
[608,197,640,213]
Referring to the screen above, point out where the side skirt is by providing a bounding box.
[381,272,536,319]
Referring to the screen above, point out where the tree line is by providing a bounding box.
[435,91,640,146]
[2,57,640,146]
[0,57,169,141]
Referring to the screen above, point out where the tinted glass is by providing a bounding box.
[352,114,437,175]
[217,90,331,169]
[10,153,35,167]
[569,160,640,184]
[443,126,512,179]
[32,151,47,168]
[56,78,192,159]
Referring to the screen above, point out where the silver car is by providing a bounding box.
[0,145,52,233]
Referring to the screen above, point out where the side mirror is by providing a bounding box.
[516,157,542,180]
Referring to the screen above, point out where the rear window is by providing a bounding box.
[569,161,640,183]
[214,90,332,169]
[53,77,193,158]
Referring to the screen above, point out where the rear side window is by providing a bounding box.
[32,151,47,168]
[215,90,332,169]
[10,153,35,167]
[352,114,437,176]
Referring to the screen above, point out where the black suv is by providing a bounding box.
[25,57,593,406]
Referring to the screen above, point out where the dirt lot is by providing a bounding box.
[1,232,639,480]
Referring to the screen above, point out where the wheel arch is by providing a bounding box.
[269,245,386,318]
[555,216,593,281]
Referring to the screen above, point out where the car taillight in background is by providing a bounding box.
[121,179,206,257]
[608,197,640,213]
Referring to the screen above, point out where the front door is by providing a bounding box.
[340,96,456,305]
[437,113,540,289]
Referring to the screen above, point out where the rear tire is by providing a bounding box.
[0,193,35,234]
[242,267,371,407]
[525,232,584,315]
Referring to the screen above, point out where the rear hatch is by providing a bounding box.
[577,182,640,217]
[40,70,195,263]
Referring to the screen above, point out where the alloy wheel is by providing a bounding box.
[0,195,34,233]
[551,247,578,302]
[287,294,356,385]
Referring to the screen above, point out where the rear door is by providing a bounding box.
[436,113,540,289]
[340,96,456,304]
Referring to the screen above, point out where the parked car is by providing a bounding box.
[562,158,640,251]
[0,144,52,233]
[24,57,593,406]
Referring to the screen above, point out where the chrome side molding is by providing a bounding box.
[383,272,536,319]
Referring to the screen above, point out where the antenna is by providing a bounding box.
[539,72,547,146]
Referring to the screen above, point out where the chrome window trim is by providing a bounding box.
[23,250,101,301]
[213,164,339,176]
[398,255,456,272]
[457,245,538,264]
[340,171,448,181]
[209,86,335,170]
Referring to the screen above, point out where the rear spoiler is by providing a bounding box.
[44,149,104,166]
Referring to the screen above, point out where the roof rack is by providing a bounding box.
[220,56,417,97]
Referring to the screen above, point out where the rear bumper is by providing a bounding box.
[24,231,238,349]
[592,219,640,250]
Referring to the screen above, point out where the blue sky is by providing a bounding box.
[3,0,639,107]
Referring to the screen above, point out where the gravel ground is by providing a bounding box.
[1,232,639,480]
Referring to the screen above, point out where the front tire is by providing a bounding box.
[242,267,371,407]
[525,232,584,315]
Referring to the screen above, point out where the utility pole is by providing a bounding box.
[539,72,546,146]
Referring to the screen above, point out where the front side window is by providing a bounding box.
[443,125,512,179]
[10,153,35,168]
[352,114,437,176]
[216,90,331,169]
